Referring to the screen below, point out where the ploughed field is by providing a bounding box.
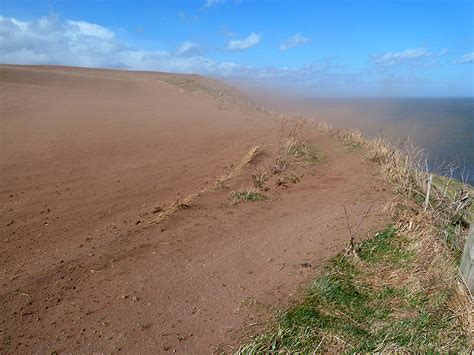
[0,65,392,353]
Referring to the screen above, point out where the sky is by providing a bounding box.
[0,0,473,97]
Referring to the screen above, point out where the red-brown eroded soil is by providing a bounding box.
[0,65,393,353]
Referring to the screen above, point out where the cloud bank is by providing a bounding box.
[0,15,227,74]
[0,15,470,96]
[0,15,274,80]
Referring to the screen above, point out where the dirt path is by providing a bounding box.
[1,65,393,353]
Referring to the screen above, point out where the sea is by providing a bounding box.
[276,97,473,185]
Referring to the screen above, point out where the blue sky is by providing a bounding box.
[0,0,473,96]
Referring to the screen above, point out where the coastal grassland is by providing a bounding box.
[239,121,472,353]
[240,218,470,352]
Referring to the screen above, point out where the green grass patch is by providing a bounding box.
[239,227,469,353]
[233,191,267,202]
[358,226,413,266]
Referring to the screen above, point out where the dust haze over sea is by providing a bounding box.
[243,89,474,185]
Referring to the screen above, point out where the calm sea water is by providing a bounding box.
[286,98,474,185]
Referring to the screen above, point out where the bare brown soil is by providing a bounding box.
[1,65,393,353]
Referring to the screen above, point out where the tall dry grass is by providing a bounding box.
[333,125,473,334]
[335,128,472,229]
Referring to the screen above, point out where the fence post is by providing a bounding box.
[423,174,433,212]
[460,223,474,294]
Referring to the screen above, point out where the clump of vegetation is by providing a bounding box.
[337,129,364,150]
[271,118,321,176]
[284,138,321,163]
[240,223,471,352]
[233,190,268,202]
[252,167,269,190]
[214,145,262,190]
[270,156,289,175]
[147,192,199,225]
[237,146,262,171]
[276,174,300,187]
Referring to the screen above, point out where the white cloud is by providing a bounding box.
[0,15,122,66]
[279,34,310,51]
[176,41,200,57]
[0,15,219,73]
[226,33,261,51]
[458,52,474,64]
[372,48,432,66]
[66,20,115,40]
[0,15,261,70]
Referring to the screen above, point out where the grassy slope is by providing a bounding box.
[239,127,472,353]
[240,222,470,352]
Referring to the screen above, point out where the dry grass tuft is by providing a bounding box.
[148,192,200,225]
[236,145,261,171]
[270,118,321,175]
[251,166,269,190]
[275,174,300,188]
[336,129,365,150]
[215,145,262,188]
